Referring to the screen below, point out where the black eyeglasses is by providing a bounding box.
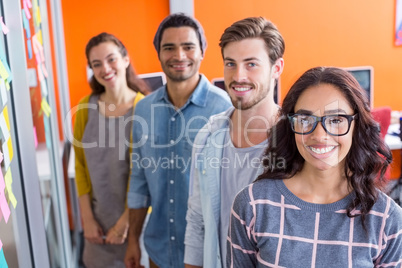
[287,114,358,136]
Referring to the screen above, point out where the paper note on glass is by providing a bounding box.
[0,109,10,142]
[2,136,12,171]
[33,126,38,148]
[0,79,7,106]
[41,98,51,117]
[0,187,10,223]
[0,248,8,268]
[0,17,9,35]
[23,1,31,20]
[27,39,32,59]
[5,169,16,208]
[0,60,9,81]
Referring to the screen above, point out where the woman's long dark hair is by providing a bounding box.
[85,32,150,95]
[257,67,392,226]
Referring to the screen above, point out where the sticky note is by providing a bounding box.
[0,17,9,35]
[41,98,51,117]
[27,39,32,59]
[34,8,42,28]
[37,64,44,81]
[0,60,9,81]
[40,79,48,97]
[33,126,38,148]
[0,56,12,83]
[5,169,16,208]
[3,106,10,131]
[0,110,10,142]
[25,0,33,9]
[6,137,13,165]
[0,79,7,106]
[23,1,31,20]
[0,190,10,223]
[0,239,2,250]
[37,30,43,45]
[0,248,8,268]
[21,11,30,39]
[5,82,9,91]
[43,117,51,149]
[2,136,11,171]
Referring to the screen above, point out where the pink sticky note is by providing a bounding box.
[0,239,2,250]
[33,127,38,148]
[0,192,10,223]
[0,17,9,35]
[23,1,31,20]
[25,0,33,9]
[37,64,44,81]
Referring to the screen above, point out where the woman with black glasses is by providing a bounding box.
[227,67,402,267]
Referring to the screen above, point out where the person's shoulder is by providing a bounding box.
[77,94,91,105]
[135,89,163,110]
[374,191,402,216]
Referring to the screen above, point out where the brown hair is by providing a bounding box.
[256,66,392,228]
[219,17,285,65]
[85,32,150,95]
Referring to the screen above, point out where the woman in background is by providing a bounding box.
[227,67,402,267]
[73,32,149,267]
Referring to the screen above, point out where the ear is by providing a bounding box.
[272,58,284,79]
[124,55,130,68]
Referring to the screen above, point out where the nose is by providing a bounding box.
[311,121,329,140]
[232,66,247,82]
[101,62,112,73]
[174,47,186,60]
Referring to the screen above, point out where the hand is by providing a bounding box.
[83,218,104,244]
[105,225,128,245]
[124,238,144,268]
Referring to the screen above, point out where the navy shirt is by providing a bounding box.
[128,74,231,267]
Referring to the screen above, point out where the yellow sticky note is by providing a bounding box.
[0,109,10,141]
[37,29,43,45]
[0,60,9,81]
[3,106,10,131]
[41,98,51,117]
[4,169,16,208]
[6,136,13,164]
[5,81,10,91]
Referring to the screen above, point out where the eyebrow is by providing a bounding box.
[223,56,261,62]
[162,42,196,48]
[294,108,348,115]
[90,53,116,64]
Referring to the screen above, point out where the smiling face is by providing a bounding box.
[158,26,203,82]
[88,41,129,91]
[294,83,355,171]
[223,38,282,110]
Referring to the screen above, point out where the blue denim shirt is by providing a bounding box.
[127,74,231,268]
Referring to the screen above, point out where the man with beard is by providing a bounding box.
[184,17,285,268]
[125,13,231,268]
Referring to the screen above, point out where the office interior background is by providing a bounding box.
[0,0,401,267]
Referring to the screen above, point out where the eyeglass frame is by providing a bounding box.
[287,113,358,136]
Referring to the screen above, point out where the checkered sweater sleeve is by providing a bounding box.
[227,179,402,268]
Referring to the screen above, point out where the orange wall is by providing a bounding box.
[63,0,402,111]
[195,0,402,110]
[61,0,169,109]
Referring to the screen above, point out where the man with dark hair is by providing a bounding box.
[125,13,231,268]
[184,17,285,268]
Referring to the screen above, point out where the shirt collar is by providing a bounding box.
[155,74,209,108]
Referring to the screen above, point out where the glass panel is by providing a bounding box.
[20,0,72,266]
[0,2,33,267]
